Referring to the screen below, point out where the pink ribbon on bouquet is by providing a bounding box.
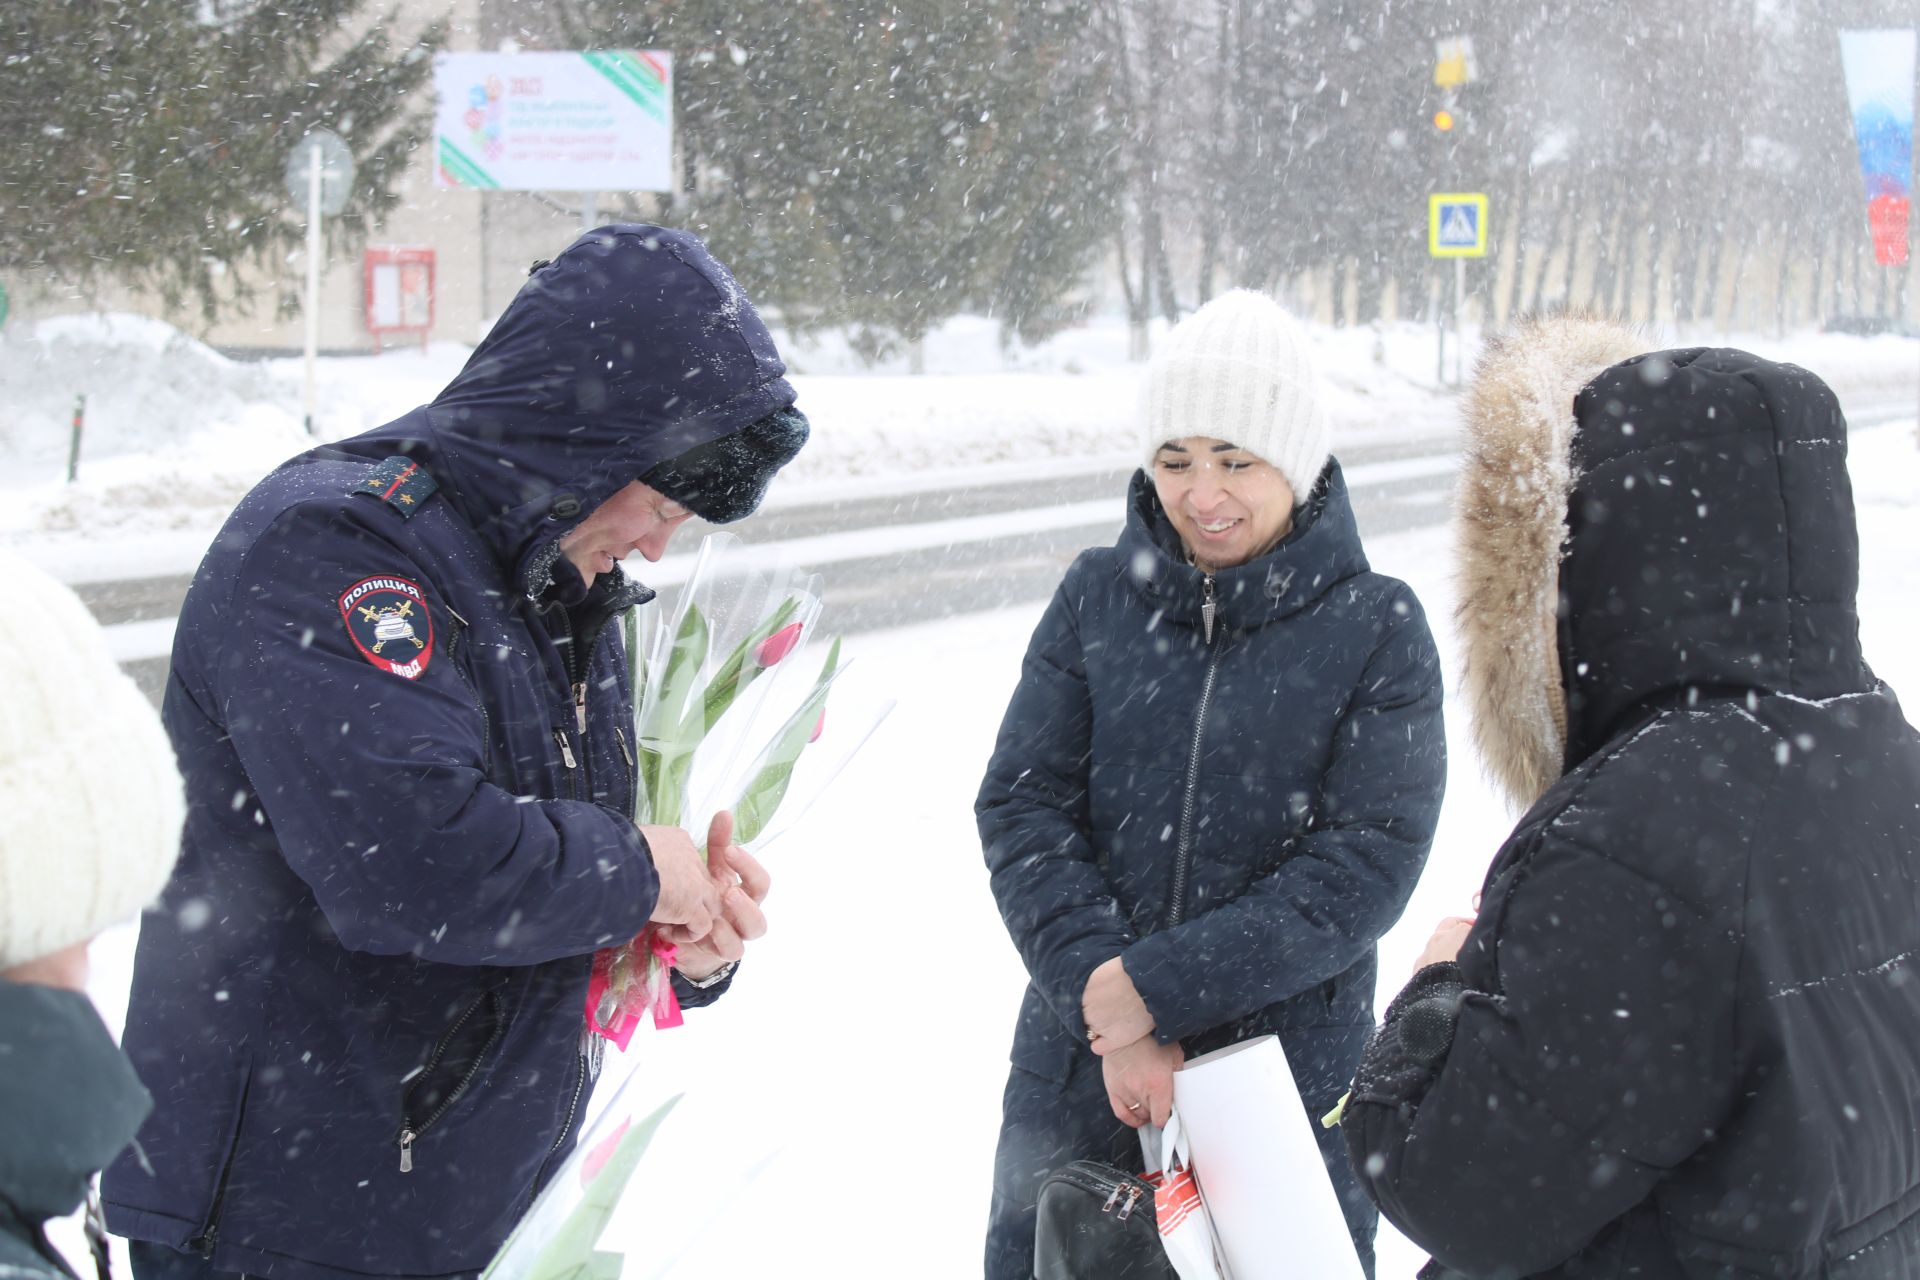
[584,930,683,1050]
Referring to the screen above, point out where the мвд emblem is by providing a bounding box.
[338,575,435,679]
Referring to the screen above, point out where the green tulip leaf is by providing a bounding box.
[651,603,709,752]
[484,1094,682,1280]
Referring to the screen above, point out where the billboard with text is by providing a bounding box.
[433,51,673,193]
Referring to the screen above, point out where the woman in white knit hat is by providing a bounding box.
[976,290,1447,1278]
[0,550,185,1280]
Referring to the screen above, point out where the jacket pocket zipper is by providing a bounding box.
[188,1070,253,1257]
[394,990,507,1173]
[524,1048,591,1199]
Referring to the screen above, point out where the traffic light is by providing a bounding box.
[1433,108,1455,132]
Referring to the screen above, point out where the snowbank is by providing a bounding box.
[5,309,1915,565]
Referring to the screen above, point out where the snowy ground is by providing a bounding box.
[60,414,1920,1279]
[19,305,1920,1276]
[7,307,1919,571]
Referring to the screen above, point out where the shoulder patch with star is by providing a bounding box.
[339,575,435,679]
[352,455,439,518]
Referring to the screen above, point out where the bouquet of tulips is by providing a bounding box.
[584,533,886,1048]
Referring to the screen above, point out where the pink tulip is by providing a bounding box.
[754,621,804,667]
[809,708,826,743]
[580,1116,632,1185]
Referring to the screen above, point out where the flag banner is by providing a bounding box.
[1839,30,1915,266]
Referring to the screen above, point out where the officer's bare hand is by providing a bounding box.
[665,810,771,981]
[1103,1037,1184,1129]
[640,823,722,936]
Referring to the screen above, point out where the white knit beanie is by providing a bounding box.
[1139,289,1332,497]
[0,550,184,970]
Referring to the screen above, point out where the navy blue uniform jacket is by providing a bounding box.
[977,465,1446,1266]
[102,226,796,1280]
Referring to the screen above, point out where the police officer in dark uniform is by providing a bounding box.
[102,225,808,1280]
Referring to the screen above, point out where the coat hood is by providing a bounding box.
[347,224,797,595]
[1459,315,1871,811]
[1117,459,1369,630]
[0,982,151,1223]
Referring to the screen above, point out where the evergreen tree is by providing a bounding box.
[0,0,442,320]
[555,0,1119,355]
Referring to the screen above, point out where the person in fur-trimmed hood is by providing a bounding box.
[1344,316,1920,1277]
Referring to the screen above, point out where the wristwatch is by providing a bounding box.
[681,961,736,990]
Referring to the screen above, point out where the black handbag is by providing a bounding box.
[1033,1159,1179,1280]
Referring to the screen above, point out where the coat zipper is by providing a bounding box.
[553,606,586,793]
[554,603,619,798]
[1168,575,1220,928]
[536,1051,590,1176]
[394,991,506,1172]
[553,1053,587,1154]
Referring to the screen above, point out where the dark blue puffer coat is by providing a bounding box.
[102,225,796,1280]
[977,463,1447,1279]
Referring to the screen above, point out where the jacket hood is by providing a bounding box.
[1117,458,1369,630]
[0,982,151,1223]
[348,224,797,595]
[1459,315,1870,811]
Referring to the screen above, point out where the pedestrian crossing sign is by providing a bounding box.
[1429,193,1489,258]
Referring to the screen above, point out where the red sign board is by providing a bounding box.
[363,247,436,349]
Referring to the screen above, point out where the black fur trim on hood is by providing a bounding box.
[643,406,810,524]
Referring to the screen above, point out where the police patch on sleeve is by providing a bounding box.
[338,576,435,679]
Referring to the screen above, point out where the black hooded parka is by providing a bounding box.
[1348,342,1920,1278]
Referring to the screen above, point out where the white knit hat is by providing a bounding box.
[0,550,183,970]
[1139,289,1332,496]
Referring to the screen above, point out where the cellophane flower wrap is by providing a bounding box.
[481,1070,681,1280]
[585,533,887,1049]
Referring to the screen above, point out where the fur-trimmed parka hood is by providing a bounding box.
[1457,316,1872,811]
